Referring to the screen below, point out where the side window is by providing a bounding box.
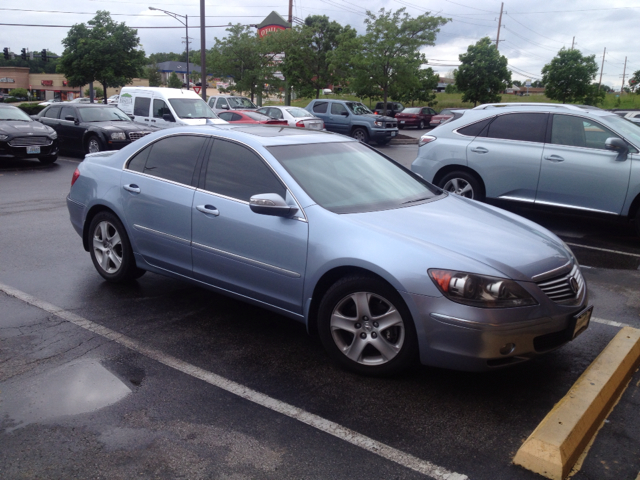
[60,106,76,121]
[129,135,207,185]
[486,113,547,143]
[458,117,494,137]
[256,108,269,116]
[44,107,61,119]
[331,103,347,115]
[204,139,286,202]
[429,109,437,115]
[550,115,617,150]
[218,112,233,121]
[231,113,243,121]
[134,96,151,117]
[218,98,228,109]
[153,99,169,119]
[312,102,328,114]
[271,108,283,119]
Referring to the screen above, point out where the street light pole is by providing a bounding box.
[149,6,189,90]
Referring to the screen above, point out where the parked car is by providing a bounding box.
[67,124,591,375]
[256,106,324,129]
[374,101,404,117]
[106,95,119,105]
[395,107,438,129]
[429,108,458,127]
[33,103,159,155]
[68,98,92,104]
[0,104,59,163]
[208,95,258,114]
[217,110,288,126]
[38,98,64,106]
[411,103,640,236]
[305,99,398,145]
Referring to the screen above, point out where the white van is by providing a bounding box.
[117,87,227,126]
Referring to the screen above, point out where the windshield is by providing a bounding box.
[268,142,440,214]
[403,108,421,114]
[439,109,453,115]
[601,114,640,148]
[0,107,32,121]
[245,111,271,121]
[168,98,217,119]
[346,102,373,115]
[228,97,257,109]
[80,107,131,122]
[286,107,312,118]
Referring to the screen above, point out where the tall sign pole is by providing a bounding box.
[598,47,606,91]
[496,2,504,50]
[200,0,207,100]
[621,56,627,96]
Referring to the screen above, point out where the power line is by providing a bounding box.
[0,23,239,29]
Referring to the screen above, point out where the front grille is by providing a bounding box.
[536,264,584,304]
[9,136,51,146]
[128,131,151,141]
[387,122,397,128]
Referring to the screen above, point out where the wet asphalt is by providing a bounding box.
[0,145,639,480]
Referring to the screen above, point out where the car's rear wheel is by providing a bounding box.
[38,155,57,164]
[634,208,640,237]
[318,275,418,376]
[438,170,485,201]
[351,127,369,143]
[419,120,425,129]
[86,135,104,154]
[88,212,145,283]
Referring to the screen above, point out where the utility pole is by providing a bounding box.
[495,2,504,50]
[288,0,293,24]
[285,0,293,106]
[571,37,575,50]
[621,56,627,95]
[200,0,207,101]
[597,47,606,91]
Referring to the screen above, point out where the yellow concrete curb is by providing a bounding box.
[513,326,640,480]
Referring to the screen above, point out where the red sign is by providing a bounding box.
[63,81,68,86]
[258,25,286,38]
[193,86,201,94]
[41,80,53,86]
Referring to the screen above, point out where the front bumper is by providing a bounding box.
[0,140,59,159]
[371,128,399,141]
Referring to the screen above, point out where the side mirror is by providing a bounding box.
[128,115,135,120]
[341,111,349,117]
[249,193,298,217]
[605,137,629,157]
[221,104,229,110]
[64,115,75,122]
[163,113,176,123]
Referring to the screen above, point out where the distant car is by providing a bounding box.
[34,103,158,155]
[208,95,257,114]
[256,106,324,130]
[429,109,457,127]
[68,98,92,104]
[0,104,59,164]
[374,101,404,117]
[395,107,438,130]
[217,110,288,126]
[106,95,119,105]
[38,98,64,107]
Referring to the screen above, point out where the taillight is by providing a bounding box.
[418,135,437,147]
[296,120,305,128]
[71,167,80,186]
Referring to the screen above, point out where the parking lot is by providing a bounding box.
[1,144,639,480]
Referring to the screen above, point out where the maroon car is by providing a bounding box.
[217,110,288,126]
[429,109,460,128]
[395,107,438,129]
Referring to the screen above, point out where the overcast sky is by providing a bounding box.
[2,0,639,90]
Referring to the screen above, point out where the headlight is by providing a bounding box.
[110,132,126,140]
[48,131,57,139]
[374,120,383,127]
[429,269,538,308]
[0,134,8,141]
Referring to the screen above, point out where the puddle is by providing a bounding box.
[0,358,131,431]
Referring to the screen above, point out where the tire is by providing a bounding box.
[351,127,369,143]
[317,275,418,376]
[88,212,146,283]
[438,170,485,201]
[634,209,640,237]
[419,120,425,129]
[38,155,58,164]
[86,135,104,154]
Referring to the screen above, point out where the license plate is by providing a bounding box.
[391,131,397,137]
[27,146,41,154]
[572,305,593,339]
[400,120,405,123]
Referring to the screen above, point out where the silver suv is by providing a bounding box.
[411,103,640,235]
[207,95,257,114]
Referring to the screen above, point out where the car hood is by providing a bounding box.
[348,195,571,281]
[86,121,160,131]
[0,121,54,136]
[360,113,395,122]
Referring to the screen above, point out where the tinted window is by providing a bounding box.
[486,113,547,143]
[131,135,207,185]
[153,99,169,119]
[60,106,76,121]
[218,112,233,121]
[331,103,348,115]
[312,102,328,114]
[458,117,494,137]
[269,108,283,119]
[551,115,617,150]
[43,106,61,119]
[204,140,285,201]
[244,111,271,121]
[134,97,151,117]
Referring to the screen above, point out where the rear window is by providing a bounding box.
[312,102,328,114]
[244,111,271,121]
[457,118,494,137]
[287,107,312,118]
[403,108,421,114]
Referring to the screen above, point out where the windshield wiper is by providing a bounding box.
[402,196,431,204]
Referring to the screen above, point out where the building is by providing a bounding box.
[0,66,148,101]
[154,61,203,85]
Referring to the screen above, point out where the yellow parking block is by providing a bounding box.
[513,326,640,480]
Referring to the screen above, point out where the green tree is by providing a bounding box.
[629,70,640,93]
[144,63,163,87]
[343,8,448,113]
[583,83,606,106]
[167,72,182,88]
[58,11,146,103]
[444,83,458,93]
[84,87,104,98]
[391,67,439,106]
[8,88,30,99]
[512,80,522,87]
[454,37,511,106]
[541,48,598,104]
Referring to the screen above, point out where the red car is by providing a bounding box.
[429,109,471,128]
[217,110,288,126]
[394,107,438,129]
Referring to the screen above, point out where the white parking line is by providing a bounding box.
[0,282,467,480]
[592,317,633,329]
[566,242,640,259]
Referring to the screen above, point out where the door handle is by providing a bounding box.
[196,204,220,216]
[144,118,149,122]
[470,147,488,154]
[543,155,565,162]
[123,184,141,194]
[151,119,156,122]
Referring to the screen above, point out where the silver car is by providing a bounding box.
[67,125,591,375]
[207,95,257,114]
[412,103,640,236]
[256,106,324,130]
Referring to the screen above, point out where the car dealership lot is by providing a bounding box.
[1,154,639,480]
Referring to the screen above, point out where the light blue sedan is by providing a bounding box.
[67,125,591,374]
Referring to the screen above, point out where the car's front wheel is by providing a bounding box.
[634,208,640,237]
[419,120,425,129]
[88,212,145,283]
[351,127,369,143]
[86,135,104,154]
[318,275,418,376]
[438,170,485,201]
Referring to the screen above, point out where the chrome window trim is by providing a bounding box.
[192,241,301,278]
[133,224,191,245]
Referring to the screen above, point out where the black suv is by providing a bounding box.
[374,101,404,117]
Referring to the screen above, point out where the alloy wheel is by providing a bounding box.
[443,177,474,198]
[92,221,123,274]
